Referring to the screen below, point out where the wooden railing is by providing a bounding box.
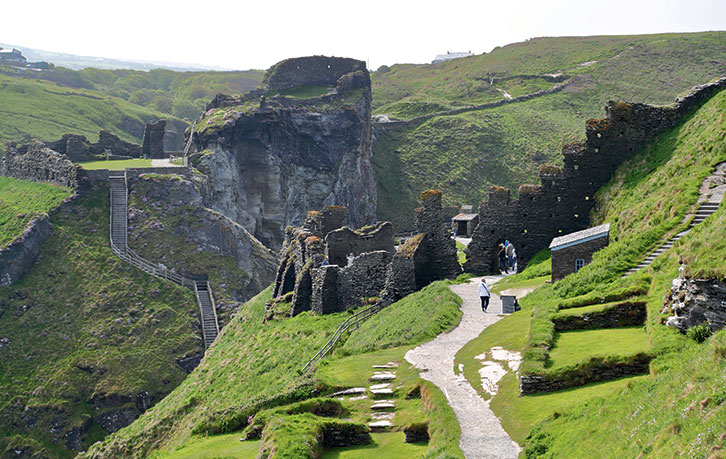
[301,302,385,374]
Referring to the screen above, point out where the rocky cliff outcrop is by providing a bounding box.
[665,276,726,333]
[127,173,278,326]
[190,56,376,250]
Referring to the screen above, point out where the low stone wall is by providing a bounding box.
[0,196,76,286]
[552,300,646,331]
[320,422,371,447]
[519,354,651,395]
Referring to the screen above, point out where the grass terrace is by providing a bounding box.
[546,327,650,369]
[0,175,71,247]
[78,158,153,170]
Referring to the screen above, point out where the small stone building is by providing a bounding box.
[549,223,610,282]
[452,209,479,237]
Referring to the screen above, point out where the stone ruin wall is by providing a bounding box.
[45,130,142,162]
[271,191,462,317]
[1,140,81,189]
[264,56,367,92]
[464,77,726,274]
[666,276,726,333]
[141,120,166,159]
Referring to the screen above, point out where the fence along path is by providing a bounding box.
[108,172,220,349]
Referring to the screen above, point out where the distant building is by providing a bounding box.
[432,51,474,65]
[0,48,27,66]
[549,223,610,282]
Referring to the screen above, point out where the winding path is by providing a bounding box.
[405,275,520,459]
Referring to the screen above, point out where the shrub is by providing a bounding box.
[686,323,712,343]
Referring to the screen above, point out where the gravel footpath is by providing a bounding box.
[405,275,520,459]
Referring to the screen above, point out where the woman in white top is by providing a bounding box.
[478,278,491,312]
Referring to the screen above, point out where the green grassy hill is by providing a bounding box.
[372,32,726,229]
[453,85,726,456]
[0,186,202,457]
[0,73,188,149]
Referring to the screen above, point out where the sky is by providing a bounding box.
[2,0,725,70]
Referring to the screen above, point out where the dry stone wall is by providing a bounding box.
[465,77,726,274]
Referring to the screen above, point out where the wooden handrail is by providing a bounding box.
[301,302,385,374]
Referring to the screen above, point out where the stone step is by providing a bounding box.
[370,372,396,381]
[331,387,367,397]
[370,412,395,420]
[371,402,395,411]
[370,388,394,398]
[368,420,392,430]
[373,362,399,369]
[369,383,390,390]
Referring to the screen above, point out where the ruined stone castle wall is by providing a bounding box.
[465,77,726,274]
[325,222,394,266]
[1,141,81,188]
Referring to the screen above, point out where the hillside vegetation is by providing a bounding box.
[0,176,71,247]
[81,282,465,458]
[372,32,726,229]
[0,186,201,458]
[453,86,726,456]
[0,73,188,149]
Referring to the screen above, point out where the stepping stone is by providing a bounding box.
[371,412,394,420]
[373,362,399,369]
[369,420,392,429]
[331,387,366,397]
[369,383,390,390]
[370,372,396,381]
[370,388,394,398]
[371,402,395,410]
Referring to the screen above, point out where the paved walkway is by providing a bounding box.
[405,275,520,459]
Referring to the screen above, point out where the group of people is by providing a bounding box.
[497,240,516,274]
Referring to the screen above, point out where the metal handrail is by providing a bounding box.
[301,302,385,373]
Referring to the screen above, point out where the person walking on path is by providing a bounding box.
[506,241,516,270]
[478,278,491,312]
[498,244,509,274]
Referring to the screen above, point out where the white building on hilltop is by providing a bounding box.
[432,51,474,64]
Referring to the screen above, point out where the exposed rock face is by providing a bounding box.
[141,120,166,159]
[193,56,376,250]
[665,276,726,332]
[265,56,367,91]
[1,141,80,188]
[127,173,277,325]
[465,77,726,274]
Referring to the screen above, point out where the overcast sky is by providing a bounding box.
[2,0,725,70]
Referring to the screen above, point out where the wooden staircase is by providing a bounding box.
[108,172,220,350]
[625,201,721,276]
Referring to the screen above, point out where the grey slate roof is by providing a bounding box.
[452,213,478,221]
[549,223,611,251]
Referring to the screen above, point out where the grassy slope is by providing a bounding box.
[0,73,188,148]
[79,159,154,170]
[0,186,200,457]
[453,86,726,451]
[0,176,71,247]
[82,281,465,458]
[372,32,726,229]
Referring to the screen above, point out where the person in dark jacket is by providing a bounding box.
[498,243,508,274]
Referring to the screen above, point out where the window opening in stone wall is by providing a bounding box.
[575,258,585,273]
[585,196,590,200]
[557,196,561,202]
[597,132,602,138]
[574,214,579,218]
[558,229,563,233]
[574,165,579,170]
[523,229,528,234]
